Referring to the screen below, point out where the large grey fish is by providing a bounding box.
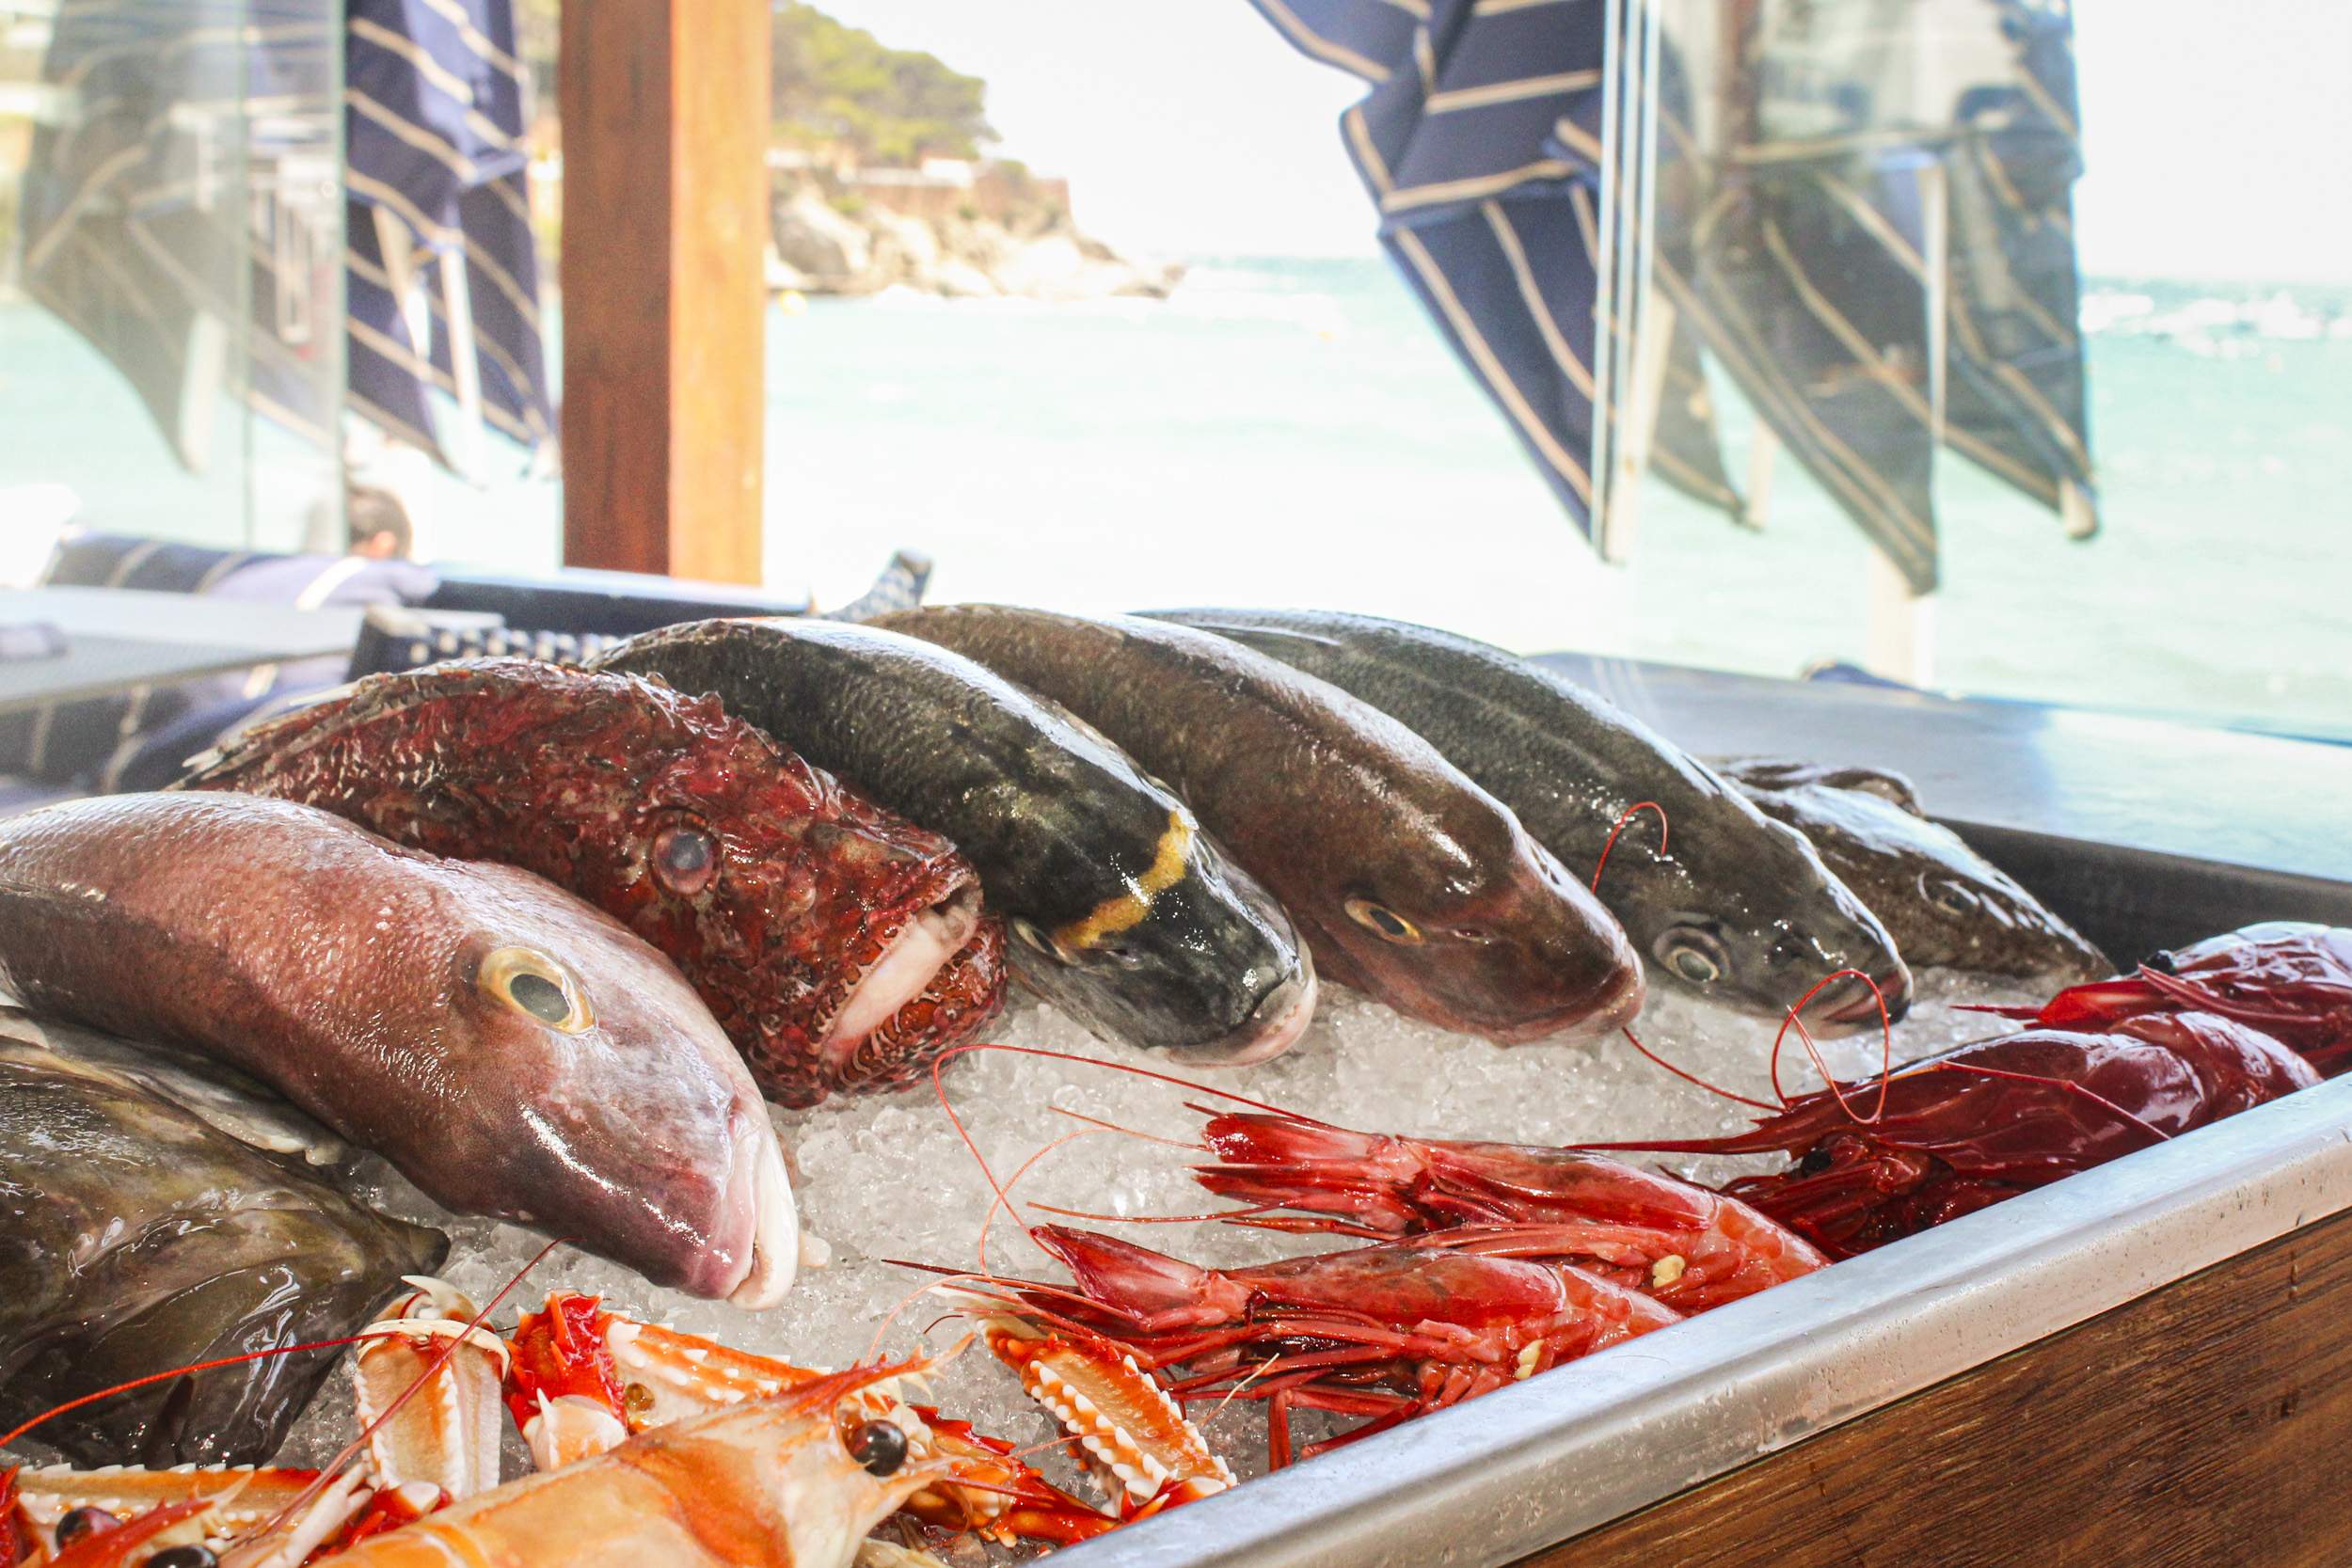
[0,793,798,1306]
[0,1034,446,1466]
[1147,610,1911,1032]
[875,606,1645,1043]
[1715,758,2110,983]
[592,619,1316,1063]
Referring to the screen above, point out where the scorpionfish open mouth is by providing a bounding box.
[815,883,1007,1097]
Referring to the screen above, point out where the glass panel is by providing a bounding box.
[0,0,342,566]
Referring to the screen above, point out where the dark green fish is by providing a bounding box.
[593,619,1315,1063]
[0,1031,446,1466]
[876,606,1644,1044]
[1716,758,2110,983]
[1147,610,1910,1032]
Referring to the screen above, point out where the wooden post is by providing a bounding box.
[558,0,769,582]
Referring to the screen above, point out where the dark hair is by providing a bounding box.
[346,484,414,557]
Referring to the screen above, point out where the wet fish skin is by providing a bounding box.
[182,658,1006,1108]
[877,606,1644,1044]
[1147,610,1912,1031]
[0,1035,446,1466]
[0,1006,350,1164]
[1716,759,2110,983]
[0,792,796,1306]
[593,618,1315,1063]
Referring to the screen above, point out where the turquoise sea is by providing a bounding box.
[5,257,2349,736]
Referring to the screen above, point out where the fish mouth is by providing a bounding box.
[723,1117,800,1308]
[1172,951,1320,1067]
[1483,954,1647,1045]
[818,883,985,1071]
[1804,966,1915,1034]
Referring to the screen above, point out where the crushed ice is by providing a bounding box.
[278,967,2042,1517]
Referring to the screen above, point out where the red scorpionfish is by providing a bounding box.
[183,657,1006,1106]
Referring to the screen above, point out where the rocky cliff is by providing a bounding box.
[770,182,1184,303]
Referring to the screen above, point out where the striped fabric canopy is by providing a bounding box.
[1256,0,1616,524]
[1249,0,2095,593]
[344,0,553,463]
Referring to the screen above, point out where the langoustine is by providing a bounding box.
[3,1281,1040,1568]
[0,793,795,1305]
[183,658,1006,1108]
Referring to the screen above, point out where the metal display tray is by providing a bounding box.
[1055,823,2352,1568]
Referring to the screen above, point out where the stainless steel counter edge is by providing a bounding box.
[1058,1074,2352,1568]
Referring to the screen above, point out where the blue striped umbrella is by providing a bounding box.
[1248,0,2095,591]
[344,0,552,464]
[1251,0,1614,528]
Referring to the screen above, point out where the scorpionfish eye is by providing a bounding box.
[650,816,721,897]
[847,1417,909,1477]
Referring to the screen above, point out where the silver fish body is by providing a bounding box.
[1716,758,2109,982]
[878,606,1645,1044]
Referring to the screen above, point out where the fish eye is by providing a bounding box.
[847,1417,909,1477]
[1917,873,1978,917]
[1012,919,1076,964]
[1345,898,1423,944]
[1795,1144,1835,1177]
[650,816,721,898]
[1654,926,1728,987]
[478,946,596,1033]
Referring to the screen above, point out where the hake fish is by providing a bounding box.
[593,618,1315,1063]
[1149,610,1912,1032]
[877,606,1644,1043]
[0,792,797,1306]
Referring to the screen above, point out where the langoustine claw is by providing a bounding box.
[501,1292,1113,1547]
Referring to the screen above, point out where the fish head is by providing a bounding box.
[1009,811,1318,1066]
[1641,801,1914,1034]
[1788,784,2109,984]
[1323,813,1645,1045]
[437,861,799,1307]
[591,680,1005,1105]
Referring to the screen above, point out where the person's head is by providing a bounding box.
[346,485,414,560]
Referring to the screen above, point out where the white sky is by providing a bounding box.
[818,0,2352,283]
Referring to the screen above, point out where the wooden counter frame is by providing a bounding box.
[1523,1202,2352,1567]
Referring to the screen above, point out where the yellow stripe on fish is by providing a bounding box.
[1056,812,1195,951]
